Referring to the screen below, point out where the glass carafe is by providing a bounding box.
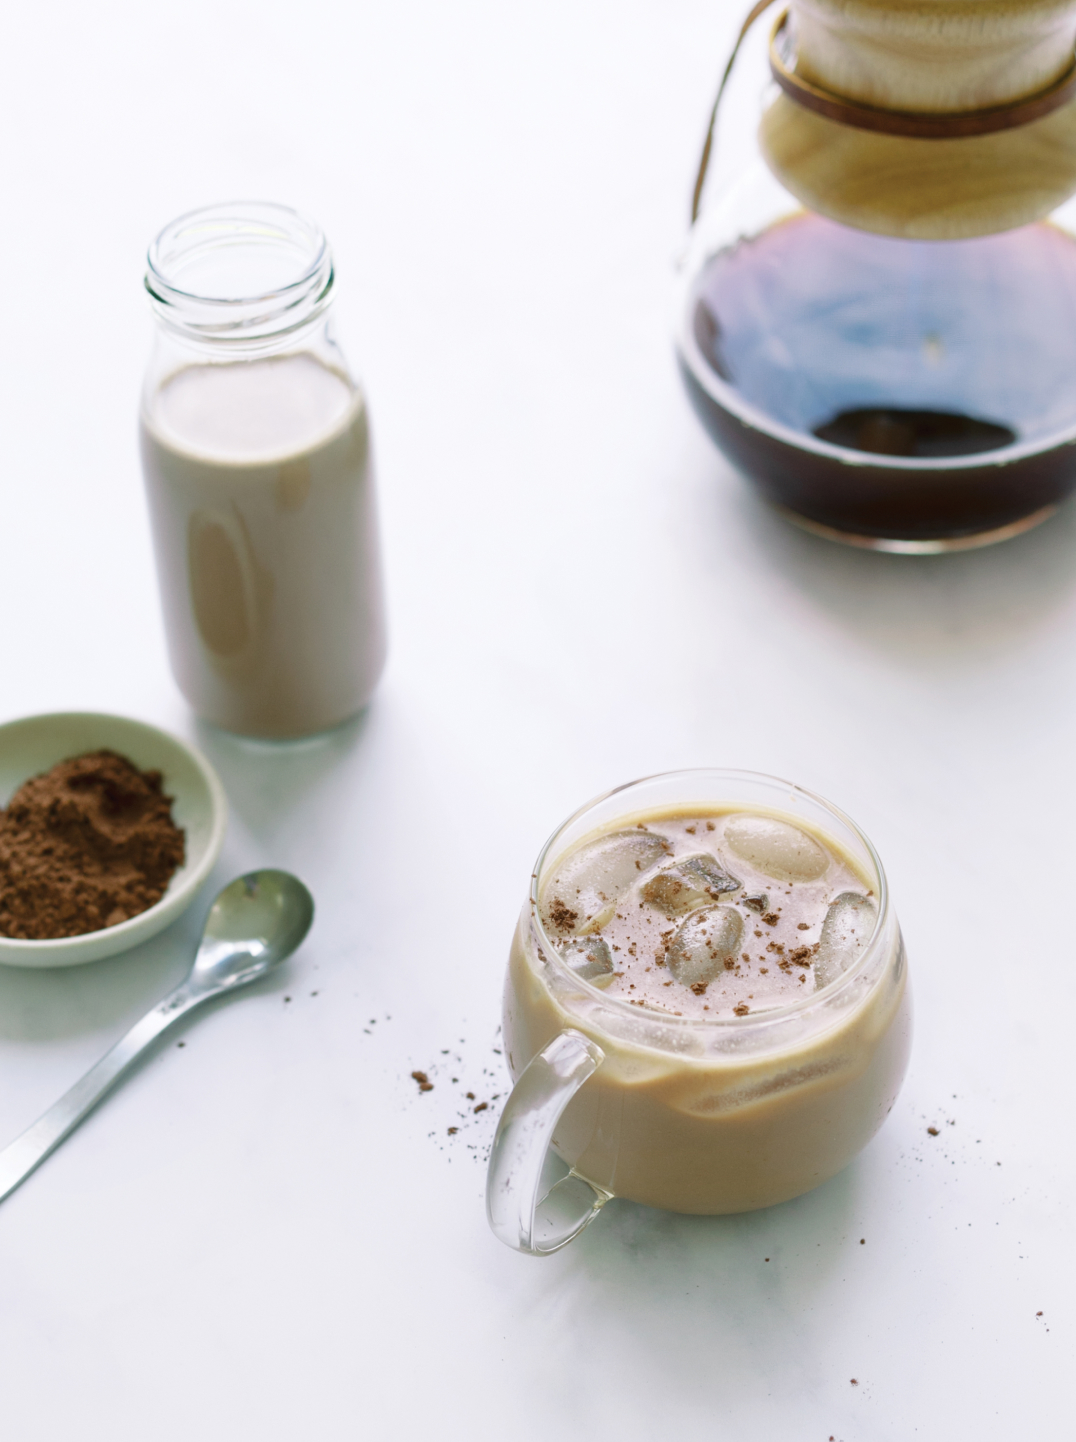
[677,1,1076,551]
[140,202,387,738]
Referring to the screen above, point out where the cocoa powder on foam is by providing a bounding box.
[0,750,185,939]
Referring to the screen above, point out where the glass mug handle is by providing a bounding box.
[486,1029,612,1255]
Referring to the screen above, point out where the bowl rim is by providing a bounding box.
[0,711,228,963]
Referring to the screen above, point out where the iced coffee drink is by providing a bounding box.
[488,770,910,1252]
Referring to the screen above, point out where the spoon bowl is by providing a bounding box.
[189,869,316,996]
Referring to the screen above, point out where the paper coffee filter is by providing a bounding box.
[759,0,1076,239]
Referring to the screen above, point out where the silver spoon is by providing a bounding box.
[0,869,314,1206]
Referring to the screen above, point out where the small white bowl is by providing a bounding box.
[0,712,227,968]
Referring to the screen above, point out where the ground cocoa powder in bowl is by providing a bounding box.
[0,750,186,939]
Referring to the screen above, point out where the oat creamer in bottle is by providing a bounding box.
[140,203,387,739]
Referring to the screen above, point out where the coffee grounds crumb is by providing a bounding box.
[177,1041,185,1048]
[860,1238,865,1244]
[0,750,186,940]
[411,1070,434,1093]
[474,1102,488,1113]
[733,1002,750,1016]
[797,922,810,930]
[547,898,578,932]
[447,1126,458,1135]
[690,981,708,995]
[927,1126,939,1136]
[761,912,780,926]
[850,1379,858,1386]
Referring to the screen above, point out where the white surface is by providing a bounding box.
[0,712,226,966]
[0,2,1069,1437]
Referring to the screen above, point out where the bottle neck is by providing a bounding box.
[145,202,335,359]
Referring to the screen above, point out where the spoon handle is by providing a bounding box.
[0,987,200,1205]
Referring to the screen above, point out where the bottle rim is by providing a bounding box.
[145,201,334,348]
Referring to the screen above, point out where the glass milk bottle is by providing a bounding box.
[140,202,387,738]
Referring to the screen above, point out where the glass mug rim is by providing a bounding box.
[528,766,891,1040]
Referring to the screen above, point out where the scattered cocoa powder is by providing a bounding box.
[0,750,185,940]
[548,898,578,932]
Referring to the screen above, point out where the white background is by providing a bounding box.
[0,3,1070,1437]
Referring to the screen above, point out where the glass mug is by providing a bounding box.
[487,770,911,1255]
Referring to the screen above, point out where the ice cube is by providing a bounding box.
[666,905,744,989]
[815,892,877,988]
[724,814,828,882]
[542,829,671,934]
[557,935,615,985]
[641,853,741,916]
